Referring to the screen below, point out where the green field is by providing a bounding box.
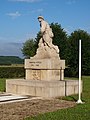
[0,76,90,120]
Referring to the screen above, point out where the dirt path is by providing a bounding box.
[0,98,76,120]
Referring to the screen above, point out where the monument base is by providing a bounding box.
[6,79,81,98]
[25,59,65,81]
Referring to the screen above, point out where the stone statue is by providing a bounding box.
[38,16,59,53]
[31,16,60,59]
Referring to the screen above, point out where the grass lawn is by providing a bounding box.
[25,76,90,120]
[0,76,90,120]
[0,78,6,92]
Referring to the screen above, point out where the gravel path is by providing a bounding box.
[0,98,76,120]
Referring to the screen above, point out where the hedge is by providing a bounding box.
[0,67,25,78]
[0,67,71,78]
[64,67,90,77]
[0,66,88,79]
[64,68,78,77]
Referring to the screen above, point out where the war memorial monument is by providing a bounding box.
[6,16,81,98]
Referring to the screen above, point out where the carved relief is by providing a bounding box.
[32,70,41,80]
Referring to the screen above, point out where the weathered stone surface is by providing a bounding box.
[6,79,81,98]
[31,16,60,59]
[0,95,27,102]
[25,59,65,81]
[31,46,60,59]
[25,59,65,69]
[65,80,82,96]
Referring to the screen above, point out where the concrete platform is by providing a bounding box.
[6,79,82,98]
[0,94,27,102]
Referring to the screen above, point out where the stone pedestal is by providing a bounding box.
[6,79,81,98]
[6,57,83,98]
[25,59,65,81]
[6,58,82,98]
[6,79,65,97]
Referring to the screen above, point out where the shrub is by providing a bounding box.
[64,68,78,77]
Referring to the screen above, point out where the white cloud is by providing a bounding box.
[0,37,7,41]
[24,32,36,40]
[0,42,23,57]
[64,26,75,35]
[66,0,76,5]
[9,0,42,3]
[37,8,43,12]
[86,26,90,32]
[6,11,21,19]
[64,28,71,34]
[31,8,43,13]
[78,26,90,34]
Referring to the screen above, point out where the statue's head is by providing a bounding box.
[38,16,44,22]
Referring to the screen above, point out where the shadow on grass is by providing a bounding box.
[69,96,77,101]
[58,95,78,102]
[60,95,86,103]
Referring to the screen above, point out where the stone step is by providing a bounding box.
[0,95,28,102]
[0,93,12,97]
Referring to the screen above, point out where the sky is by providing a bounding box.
[0,0,90,57]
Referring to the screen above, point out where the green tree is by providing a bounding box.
[67,29,90,76]
[21,39,37,58]
[51,23,68,59]
[35,31,42,48]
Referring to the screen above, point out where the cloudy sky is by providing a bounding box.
[0,0,90,57]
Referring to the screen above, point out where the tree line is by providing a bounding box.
[0,56,24,65]
[21,23,90,77]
